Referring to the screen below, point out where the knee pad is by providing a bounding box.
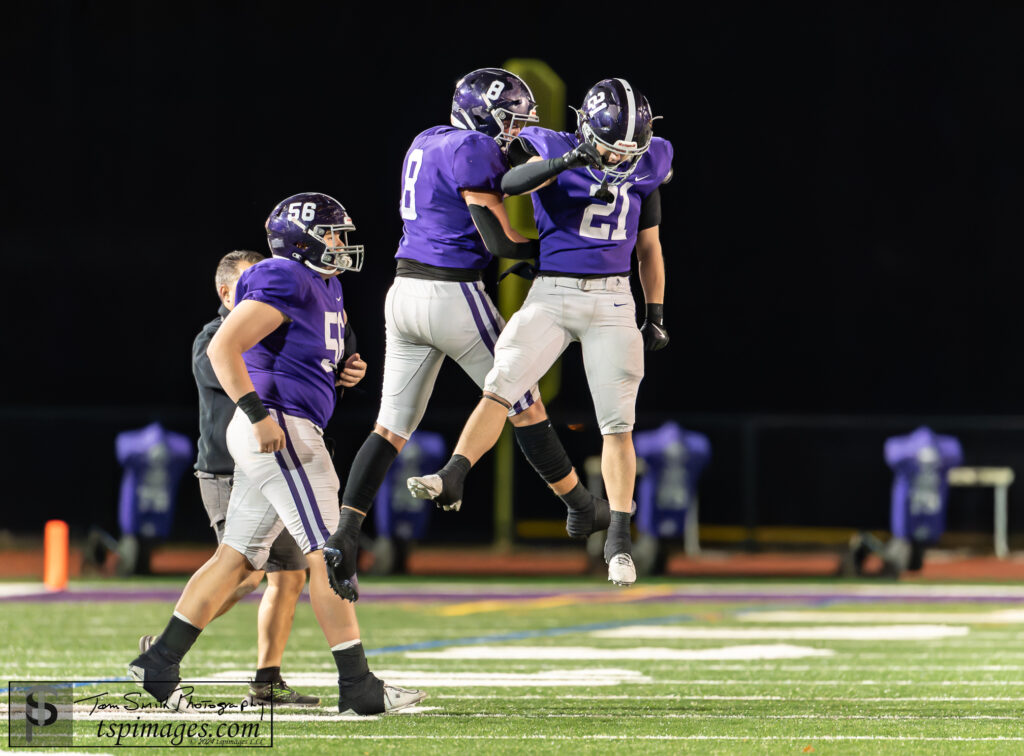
[513,421,573,484]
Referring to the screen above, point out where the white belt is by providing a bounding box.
[546,275,630,292]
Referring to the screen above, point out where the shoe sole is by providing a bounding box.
[407,476,442,500]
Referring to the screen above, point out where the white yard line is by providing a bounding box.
[404,644,835,660]
[427,693,1024,702]
[592,624,969,640]
[737,609,1024,624]
[654,679,1024,687]
[267,734,1024,741]
[209,668,653,687]
[3,707,1015,721]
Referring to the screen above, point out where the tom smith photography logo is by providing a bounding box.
[8,680,273,748]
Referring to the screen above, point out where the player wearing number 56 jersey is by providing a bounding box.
[409,78,673,588]
[129,193,424,716]
[321,68,614,603]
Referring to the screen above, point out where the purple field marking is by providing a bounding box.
[3,588,1024,604]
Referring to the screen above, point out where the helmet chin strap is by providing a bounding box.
[304,259,341,275]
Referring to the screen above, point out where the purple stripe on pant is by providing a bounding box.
[459,283,527,413]
[271,410,330,549]
[277,410,331,546]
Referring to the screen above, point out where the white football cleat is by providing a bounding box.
[607,553,637,587]
[338,684,426,716]
[382,684,427,712]
[407,475,461,511]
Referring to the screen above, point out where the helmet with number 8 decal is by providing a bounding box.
[265,192,364,275]
[451,68,539,144]
[573,78,656,187]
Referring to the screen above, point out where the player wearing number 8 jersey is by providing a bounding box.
[321,68,614,603]
[408,78,673,587]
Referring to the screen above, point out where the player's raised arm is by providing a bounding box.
[462,189,538,260]
[207,299,288,451]
[500,142,602,196]
[635,225,669,352]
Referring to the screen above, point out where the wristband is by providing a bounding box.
[646,303,664,324]
[237,391,270,424]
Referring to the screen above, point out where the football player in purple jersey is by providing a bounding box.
[137,249,320,708]
[409,78,673,588]
[129,193,425,716]
[321,68,613,602]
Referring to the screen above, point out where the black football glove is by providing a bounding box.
[496,260,538,283]
[640,303,670,352]
[322,508,365,602]
[560,141,602,170]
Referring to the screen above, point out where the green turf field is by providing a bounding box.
[3,577,1024,754]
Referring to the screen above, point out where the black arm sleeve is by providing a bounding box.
[468,204,539,260]
[506,137,539,167]
[501,157,569,196]
[343,323,356,358]
[638,187,662,231]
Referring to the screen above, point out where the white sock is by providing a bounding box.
[173,610,198,628]
[331,639,362,652]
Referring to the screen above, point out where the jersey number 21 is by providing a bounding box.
[579,182,632,241]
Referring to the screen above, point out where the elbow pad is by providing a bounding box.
[469,204,539,260]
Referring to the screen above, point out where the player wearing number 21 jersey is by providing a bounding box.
[408,78,673,588]
[321,69,615,603]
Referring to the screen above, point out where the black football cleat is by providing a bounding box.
[128,651,189,711]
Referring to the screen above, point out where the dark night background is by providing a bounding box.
[3,2,1023,545]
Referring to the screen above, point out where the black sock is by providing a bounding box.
[561,481,611,537]
[437,454,471,504]
[604,510,632,563]
[333,642,370,683]
[151,615,201,665]
[342,432,399,513]
[333,642,385,714]
[440,454,471,483]
[255,666,281,685]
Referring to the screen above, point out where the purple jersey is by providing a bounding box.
[395,126,507,269]
[235,257,345,429]
[518,127,674,275]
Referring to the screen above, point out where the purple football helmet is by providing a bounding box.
[573,78,656,186]
[265,192,364,274]
[451,67,539,144]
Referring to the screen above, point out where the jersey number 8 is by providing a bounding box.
[400,149,425,221]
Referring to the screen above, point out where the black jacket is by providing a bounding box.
[192,306,235,474]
